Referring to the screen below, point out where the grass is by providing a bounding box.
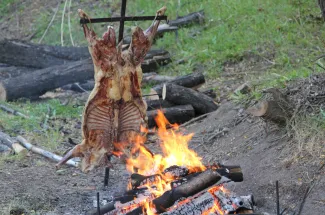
[1,0,325,156]
[0,100,82,152]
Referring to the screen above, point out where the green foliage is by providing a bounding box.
[0,100,81,133]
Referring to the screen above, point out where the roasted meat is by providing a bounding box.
[56,7,166,172]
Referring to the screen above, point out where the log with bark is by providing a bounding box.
[0,132,27,154]
[0,39,90,69]
[0,38,171,72]
[0,65,36,79]
[153,72,206,96]
[0,59,94,101]
[246,88,293,125]
[145,99,175,111]
[164,84,218,115]
[147,105,195,128]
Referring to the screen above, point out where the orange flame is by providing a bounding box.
[122,110,223,214]
[126,110,206,176]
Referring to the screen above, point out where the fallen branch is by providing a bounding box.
[0,104,29,118]
[17,136,79,167]
[0,132,27,154]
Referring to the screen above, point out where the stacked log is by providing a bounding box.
[146,72,218,127]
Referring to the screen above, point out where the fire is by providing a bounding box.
[126,110,206,176]
[121,110,222,214]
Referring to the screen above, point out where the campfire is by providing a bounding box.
[88,110,254,215]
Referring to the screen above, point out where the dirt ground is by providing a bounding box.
[1,59,325,215]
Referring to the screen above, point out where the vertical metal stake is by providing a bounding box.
[97,192,101,215]
[276,181,280,215]
[118,0,127,43]
[104,155,112,187]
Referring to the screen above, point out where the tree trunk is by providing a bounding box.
[0,59,94,101]
[164,84,218,115]
[147,105,195,128]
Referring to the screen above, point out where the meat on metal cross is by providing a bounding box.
[79,0,167,43]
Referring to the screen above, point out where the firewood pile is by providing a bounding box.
[87,165,256,215]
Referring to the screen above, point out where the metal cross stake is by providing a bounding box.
[80,0,168,43]
[79,0,167,188]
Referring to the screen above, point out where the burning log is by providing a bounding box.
[147,105,195,128]
[146,99,175,111]
[164,84,218,115]
[160,188,254,215]
[153,72,206,96]
[0,132,27,155]
[126,169,221,214]
[131,165,243,190]
[0,59,94,101]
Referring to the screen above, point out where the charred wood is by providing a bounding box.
[153,72,206,96]
[200,89,217,99]
[0,65,36,79]
[146,99,175,111]
[0,59,94,101]
[164,84,218,115]
[147,105,195,128]
[0,39,90,69]
[126,169,221,214]
[141,53,172,73]
[168,10,205,27]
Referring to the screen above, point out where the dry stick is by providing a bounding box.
[38,2,60,44]
[68,0,74,46]
[17,136,79,167]
[0,104,29,118]
[61,0,68,46]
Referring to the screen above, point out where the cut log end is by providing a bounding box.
[246,101,268,117]
[0,83,6,101]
